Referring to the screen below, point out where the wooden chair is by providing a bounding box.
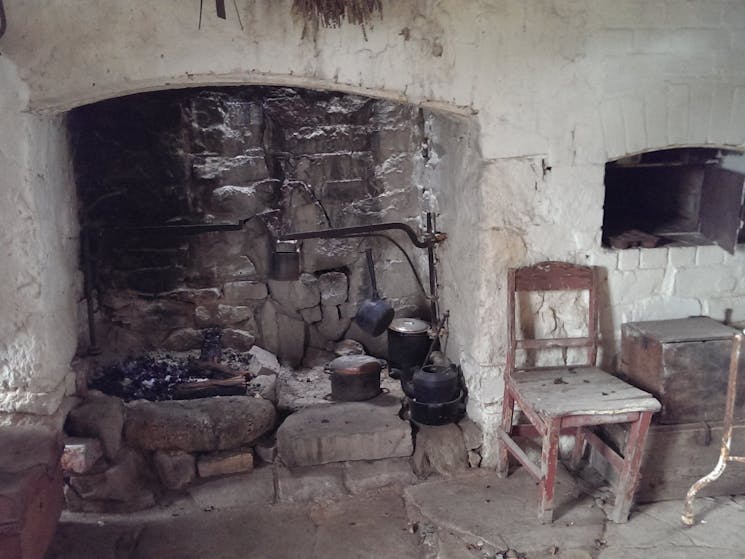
[496,261,661,524]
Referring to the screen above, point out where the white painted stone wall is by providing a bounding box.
[3,1,745,455]
[0,55,80,427]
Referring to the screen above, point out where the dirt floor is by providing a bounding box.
[46,467,745,559]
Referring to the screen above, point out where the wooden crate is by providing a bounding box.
[591,421,745,503]
[620,317,745,424]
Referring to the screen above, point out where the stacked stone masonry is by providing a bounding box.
[70,87,428,367]
[6,0,745,471]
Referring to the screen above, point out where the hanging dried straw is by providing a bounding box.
[292,0,382,28]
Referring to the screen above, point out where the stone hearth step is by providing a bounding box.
[276,394,412,467]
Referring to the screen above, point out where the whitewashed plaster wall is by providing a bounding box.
[3,1,745,453]
[0,55,79,427]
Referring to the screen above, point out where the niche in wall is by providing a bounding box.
[602,147,745,253]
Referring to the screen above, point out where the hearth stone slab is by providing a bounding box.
[277,366,404,413]
[412,423,470,477]
[276,394,412,467]
[276,463,346,503]
[187,468,275,509]
[124,396,276,452]
[343,457,415,495]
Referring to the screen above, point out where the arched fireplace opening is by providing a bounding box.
[70,86,437,374]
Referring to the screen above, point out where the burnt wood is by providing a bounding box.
[173,376,246,400]
[190,360,250,380]
[620,317,745,424]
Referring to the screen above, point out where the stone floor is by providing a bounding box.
[45,465,745,559]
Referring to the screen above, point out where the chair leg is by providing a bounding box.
[496,390,515,478]
[570,426,586,471]
[611,411,653,523]
[539,418,561,524]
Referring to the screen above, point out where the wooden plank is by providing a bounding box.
[584,427,625,473]
[612,412,652,523]
[623,317,737,344]
[517,338,594,350]
[512,367,661,417]
[699,166,745,254]
[497,429,542,480]
[173,376,246,400]
[513,261,595,292]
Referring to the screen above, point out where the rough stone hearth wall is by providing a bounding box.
[4,1,745,459]
[70,88,428,366]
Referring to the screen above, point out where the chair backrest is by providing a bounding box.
[506,261,599,375]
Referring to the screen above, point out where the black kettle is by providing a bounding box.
[412,364,459,404]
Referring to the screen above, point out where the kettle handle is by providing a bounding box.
[365,248,381,299]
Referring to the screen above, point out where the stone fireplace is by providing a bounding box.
[4,0,745,478]
[70,86,435,367]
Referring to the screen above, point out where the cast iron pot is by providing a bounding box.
[412,364,459,404]
[387,318,431,372]
[327,355,382,401]
[409,389,466,426]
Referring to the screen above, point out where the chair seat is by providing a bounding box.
[510,366,661,418]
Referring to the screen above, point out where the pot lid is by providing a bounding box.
[388,318,429,334]
[328,354,381,374]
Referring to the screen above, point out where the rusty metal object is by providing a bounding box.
[682,331,745,526]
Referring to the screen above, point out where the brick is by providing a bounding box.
[585,250,618,270]
[709,84,737,143]
[197,449,254,478]
[669,246,696,268]
[674,266,737,297]
[622,96,646,154]
[634,29,729,54]
[667,84,690,145]
[601,98,627,159]
[639,247,668,269]
[664,1,723,27]
[696,245,726,266]
[645,91,668,149]
[617,248,640,271]
[688,84,714,145]
[597,1,664,28]
[608,269,665,304]
[61,437,103,474]
[585,29,633,53]
[726,87,745,145]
